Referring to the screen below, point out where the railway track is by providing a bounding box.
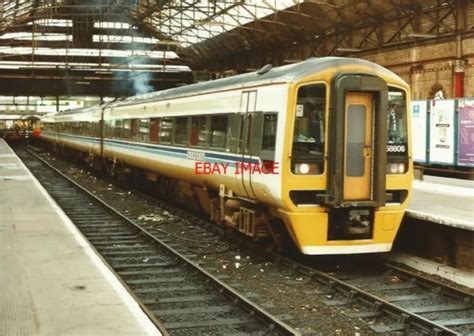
[16,148,298,336]
[295,261,474,335]
[20,146,474,335]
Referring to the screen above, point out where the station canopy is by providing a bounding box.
[0,0,446,96]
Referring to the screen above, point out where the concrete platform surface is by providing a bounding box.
[389,253,474,288]
[409,175,474,231]
[0,140,160,336]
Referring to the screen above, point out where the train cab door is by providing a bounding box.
[236,90,257,199]
[343,92,373,201]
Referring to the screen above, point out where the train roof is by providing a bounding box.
[56,57,405,116]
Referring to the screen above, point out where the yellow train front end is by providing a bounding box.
[279,63,412,254]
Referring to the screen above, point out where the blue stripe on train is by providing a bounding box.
[44,132,260,164]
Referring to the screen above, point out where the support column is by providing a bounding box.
[454,34,465,98]
[454,59,464,98]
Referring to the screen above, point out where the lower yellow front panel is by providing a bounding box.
[278,209,404,255]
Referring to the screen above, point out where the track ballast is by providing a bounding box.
[16,148,298,336]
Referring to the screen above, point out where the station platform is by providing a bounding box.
[408,175,474,231]
[0,139,160,336]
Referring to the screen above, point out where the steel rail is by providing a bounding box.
[24,145,472,335]
[386,263,474,301]
[22,148,300,336]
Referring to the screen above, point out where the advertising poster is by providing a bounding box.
[458,99,474,167]
[429,99,455,165]
[411,101,427,163]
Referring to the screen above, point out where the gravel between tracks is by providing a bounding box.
[36,150,376,335]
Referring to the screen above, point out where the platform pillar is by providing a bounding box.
[454,59,464,98]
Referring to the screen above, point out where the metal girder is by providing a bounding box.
[0,77,188,96]
[2,0,470,92]
[0,0,193,97]
[0,53,186,64]
[0,38,181,52]
[193,0,472,71]
[0,68,192,82]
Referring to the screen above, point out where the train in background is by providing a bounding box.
[411,99,474,171]
[0,115,40,141]
[39,57,413,255]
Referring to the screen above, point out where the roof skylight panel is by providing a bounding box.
[0,32,71,41]
[0,47,178,59]
[94,22,136,29]
[29,19,73,27]
[93,35,161,44]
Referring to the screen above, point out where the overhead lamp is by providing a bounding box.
[336,47,361,52]
[158,40,182,46]
[408,33,437,38]
[0,65,20,69]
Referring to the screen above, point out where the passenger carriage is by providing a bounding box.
[40,57,412,255]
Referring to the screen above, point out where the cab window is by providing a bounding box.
[291,84,326,175]
[387,88,408,146]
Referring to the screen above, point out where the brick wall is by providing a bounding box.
[360,37,474,100]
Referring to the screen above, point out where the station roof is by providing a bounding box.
[0,0,457,96]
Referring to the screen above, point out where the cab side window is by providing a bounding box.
[262,113,277,151]
[291,84,326,175]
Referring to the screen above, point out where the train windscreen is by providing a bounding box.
[291,84,326,175]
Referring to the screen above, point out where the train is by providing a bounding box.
[0,115,40,141]
[39,57,413,255]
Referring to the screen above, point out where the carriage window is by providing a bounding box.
[105,120,114,138]
[114,119,122,138]
[262,114,277,151]
[159,117,172,143]
[210,115,228,149]
[291,84,326,175]
[190,116,209,147]
[80,122,85,135]
[73,122,81,135]
[139,119,149,142]
[387,88,408,147]
[149,118,159,143]
[93,121,100,138]
[174,117,188,145]
[122,119,131,139]
[130,119,140,140]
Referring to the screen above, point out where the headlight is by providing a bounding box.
[387,162,406,174]
[294,163,319,175]
[398,163,405,173]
